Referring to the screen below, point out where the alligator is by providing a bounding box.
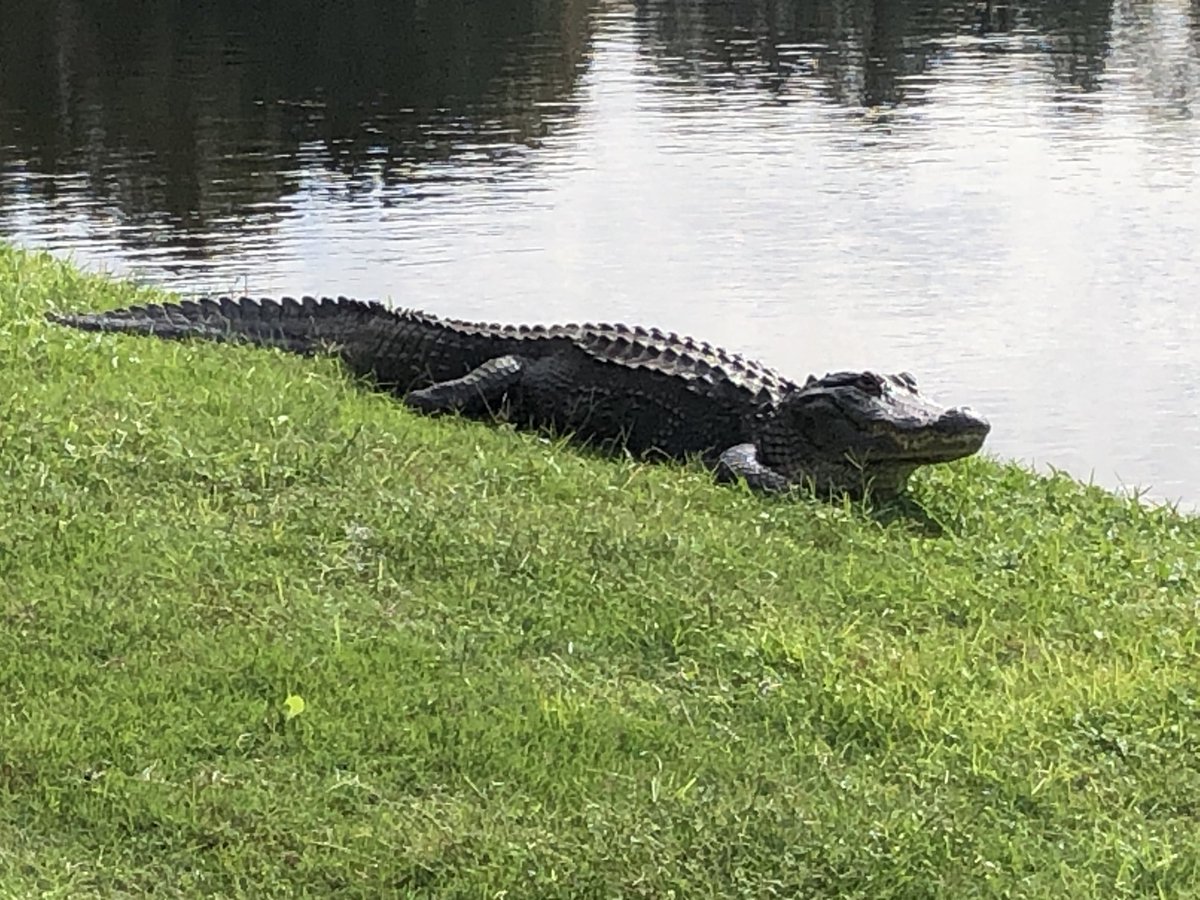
[46,295,990,498]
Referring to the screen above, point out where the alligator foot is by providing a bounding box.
[715,443,794,494]
[404,355,524,417]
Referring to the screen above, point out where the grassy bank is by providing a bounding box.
[3,244,1200,898]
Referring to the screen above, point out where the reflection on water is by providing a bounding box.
[2,0,1199,504]
[0,0,592,261]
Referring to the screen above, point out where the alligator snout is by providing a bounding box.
[924,405,991,461]
[938,405,991,434]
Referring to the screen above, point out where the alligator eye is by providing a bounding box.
[856,373,884,396]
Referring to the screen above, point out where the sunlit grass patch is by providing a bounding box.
[3,244,1200,897]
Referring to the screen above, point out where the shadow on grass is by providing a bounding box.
[867,495,947,537]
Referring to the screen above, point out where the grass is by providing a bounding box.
[3,243,1200,898]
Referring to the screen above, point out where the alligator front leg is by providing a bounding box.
[404,355,524,417]
[715,443,794,494]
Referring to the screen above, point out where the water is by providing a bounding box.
[2,0,1199,504]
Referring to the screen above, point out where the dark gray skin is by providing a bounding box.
[46,295,991,498]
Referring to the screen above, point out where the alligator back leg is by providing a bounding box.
[404,355,524,417]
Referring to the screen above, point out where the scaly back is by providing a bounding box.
[48,295,800,404]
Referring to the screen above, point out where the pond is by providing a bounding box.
[2,0,1198,504]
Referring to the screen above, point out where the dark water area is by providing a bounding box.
[0,0,591,257]
[2,0,1199,504]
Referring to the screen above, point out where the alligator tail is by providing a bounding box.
[45,295,391,356]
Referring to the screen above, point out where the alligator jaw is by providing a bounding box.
[861,404,992,464]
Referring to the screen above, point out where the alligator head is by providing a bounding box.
[759,370,990,499]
